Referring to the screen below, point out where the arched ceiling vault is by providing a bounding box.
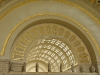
[0,0,100,70]
[11,22,92,72]
[10,20,91,63]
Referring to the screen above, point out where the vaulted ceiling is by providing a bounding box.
[0,0,100,72]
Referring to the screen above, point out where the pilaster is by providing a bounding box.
[0,59,9,74]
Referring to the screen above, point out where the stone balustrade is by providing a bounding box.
[0,59,98,75]
[0,72,97,75]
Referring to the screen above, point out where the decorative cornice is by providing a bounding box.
[77,0,100,14]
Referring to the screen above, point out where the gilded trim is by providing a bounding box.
[0,0,100,55]
[53,0,100,25]
[0,0,100,25]
[1,13,100,56]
